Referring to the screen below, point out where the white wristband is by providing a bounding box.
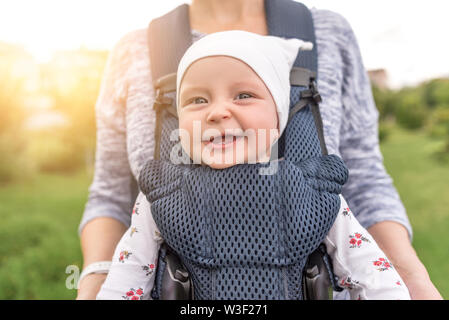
[78,261,112,287]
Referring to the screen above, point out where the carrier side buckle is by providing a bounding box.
[310,80,322,104]
[300,80,322,105]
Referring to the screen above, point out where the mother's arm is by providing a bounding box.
[77,33,138,299]
[78,219,128,299]
[337,16,442,299]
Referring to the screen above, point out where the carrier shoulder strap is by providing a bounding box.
[147,4,191,82]
[265,0,327,156]
[265,0,317,72]
[147,4,191,160]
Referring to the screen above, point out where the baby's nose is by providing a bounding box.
[206,104,232,123]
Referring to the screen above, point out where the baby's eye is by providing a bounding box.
[236,92,253,100]
[191,97,207,104]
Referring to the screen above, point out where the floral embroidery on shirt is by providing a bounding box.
[132,202,140,215]
[122,287,144,300]
[119,250,132,263]
[372,257,393,271]
[342,207,352,219]
[142,263,156,276]
[130,227,138,237]
[349,232,371,248]
[396,280,402,286]
[339,276,360,289]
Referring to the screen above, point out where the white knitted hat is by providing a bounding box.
[176,30,313,136]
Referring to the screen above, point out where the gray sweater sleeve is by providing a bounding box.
[336,15,413,240]
[78,34,138,235]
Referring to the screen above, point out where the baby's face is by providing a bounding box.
[178,56,279,169]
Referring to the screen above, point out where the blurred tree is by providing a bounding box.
[393,87,428,130]
[421,79,449,154]
[428,105,449,155]
[372,84,403,142]
[422,79,449,109]
[34,49,107,173]
[0,52,31,183]
[372,85,395,121]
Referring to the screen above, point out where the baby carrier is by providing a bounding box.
[141,0,347,300]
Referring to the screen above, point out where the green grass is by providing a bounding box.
[0,171,90,299]
[380,128,449,298]
[0,127,447,299]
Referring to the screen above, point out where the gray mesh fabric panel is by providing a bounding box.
[139,86,349,299]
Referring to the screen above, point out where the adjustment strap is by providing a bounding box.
[318,244,344,292]
[148,4,191,160]
[310,101,328,156]
[290,67,316,87]
[153,94,173,161]
[151,243,168,300]
[147,4,192,81]
[287,99,309,124]
[287,67,316,123]
[288,68,328,156]
[306,80,328,156]
[152,73,177,160]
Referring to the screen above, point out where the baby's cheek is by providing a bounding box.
[261,128,280,159]
[242,127,278,163]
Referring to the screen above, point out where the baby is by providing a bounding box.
[97,30,411,300]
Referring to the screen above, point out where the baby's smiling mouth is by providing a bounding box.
[202,133,244,148]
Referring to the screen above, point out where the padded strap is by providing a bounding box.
[147,4,192,160]
[147,4,192,82]
[290,67,316,86]
[264,0,327,158]
[264,0,317,73]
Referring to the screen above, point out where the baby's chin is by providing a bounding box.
[199,154,245,169]
[198,152,272,169]
[207,162,238,170]
[207,158,271,169]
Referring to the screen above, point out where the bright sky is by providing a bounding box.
[1,0,448,88]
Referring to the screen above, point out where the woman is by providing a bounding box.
[77,0,442,299]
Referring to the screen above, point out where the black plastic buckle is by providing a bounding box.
[317,244,344,292]
[299,79,322,105]
[310,80,322,104]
